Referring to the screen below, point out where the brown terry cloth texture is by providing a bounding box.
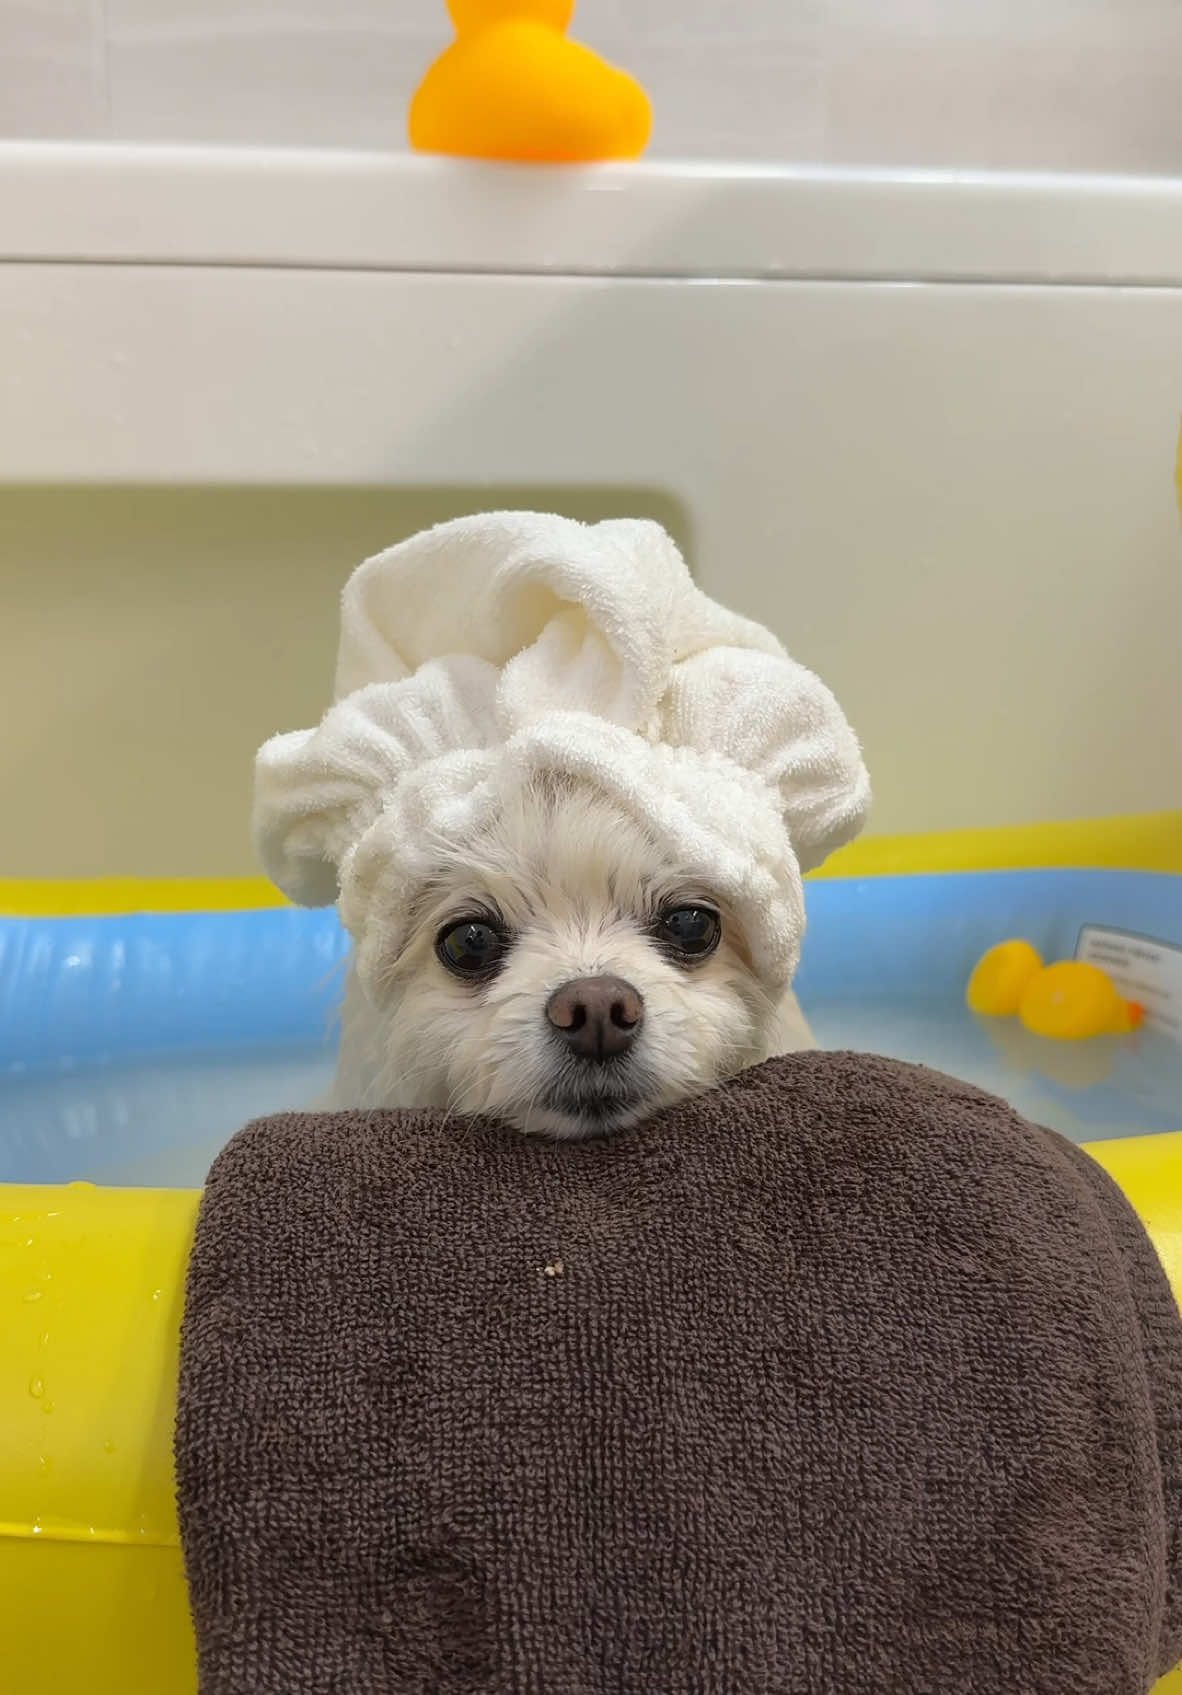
[177,1052,1182,1695]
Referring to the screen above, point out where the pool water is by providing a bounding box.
[2,869,1179,1188]
[5,1008,1178,1191]
[811,1000,1180,1142]
[2,1046,336,1187]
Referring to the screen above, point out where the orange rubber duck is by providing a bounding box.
[409,0,652,163]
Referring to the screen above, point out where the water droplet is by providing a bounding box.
[23,1289,42,1303]
[150,1288,163,1303]
[31,1519,43,1537]
[67,1181,95,1191]
[103,1439,116,1455]
[38,1454,52,1476]
[42,1398,54,1415]
[23,1236,35,1248]
[87,1525,97,1539]
[39,1331,50,1349]
[28,1375,44,1399]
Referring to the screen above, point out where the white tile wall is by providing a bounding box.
[2,0,1182,170]
[822,0,1182,172]
[0,0,104,137]
[102,0,429,148]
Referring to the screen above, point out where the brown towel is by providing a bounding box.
[177,1052,1182,1695]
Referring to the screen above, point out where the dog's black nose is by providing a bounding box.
[546,975,645,1060]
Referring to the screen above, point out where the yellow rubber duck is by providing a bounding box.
[966,939,1043,1019]
[409,0,652,163]
[967,941,1144,1041]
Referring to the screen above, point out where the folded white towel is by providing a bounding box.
[254,512,869,989]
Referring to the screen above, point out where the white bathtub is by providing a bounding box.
[2,143,1181,878]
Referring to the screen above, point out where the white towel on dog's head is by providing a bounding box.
[253,512,869,989]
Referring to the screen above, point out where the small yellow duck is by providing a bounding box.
[967,940,1144,1041]
[409,0,652,163]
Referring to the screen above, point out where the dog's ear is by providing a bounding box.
[252,657,499,904]
[661,647,870,873]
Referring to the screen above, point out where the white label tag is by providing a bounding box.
[1075,925,1182,1042]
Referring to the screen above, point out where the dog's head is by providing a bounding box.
[253,520,870,1133]
[363,781,788,1138]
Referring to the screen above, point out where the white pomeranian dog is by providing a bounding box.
[254,514,869,1140]
[330,780,815,1139]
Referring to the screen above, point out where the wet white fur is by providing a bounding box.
[330,784,815,1138]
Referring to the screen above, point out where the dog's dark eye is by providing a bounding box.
[436,919,507,978]
[656,905,721,960]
